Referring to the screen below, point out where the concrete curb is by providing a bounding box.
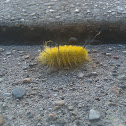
[0,22,126,45]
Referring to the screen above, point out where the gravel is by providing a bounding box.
[0,44,126,126]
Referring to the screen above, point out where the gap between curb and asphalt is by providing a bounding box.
[1,0,126,45]
[0,23,126,45]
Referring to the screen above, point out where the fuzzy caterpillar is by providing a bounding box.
[37,45,89,68]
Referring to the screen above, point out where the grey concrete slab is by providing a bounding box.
[0,0,126,44]
[0,0,126,26]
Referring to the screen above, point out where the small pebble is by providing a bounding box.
[0,48,5,52]
[55,106,61,110]
[89,109,100,120]
[103,64,107,67]
[106,53,111,56]
[49,9,55,13]
[38,50,41,53]
[26,112,34,119]
[108,102,117,106]
[48,6,52,9]
[2,93,11,97]
[112,73,118,77]
[22,66,28,70]
[0,78,3,83]
[20,19,24,22]
[30,13,36,16]
[74,8,80,13]
[118,45,123,47]
[108,48,112,51]
[18,51,26,54]
[113,56,119,59]
[12,50,16,53]
[53,94,57,97]
[6,52,11,55]
[22,9,26,12]
[91,50,97,53]
[5,0,10,3]
[70,110,77,115]
[2,103,7,108]
[68,37,79,44]
[68,106,74,111]
[91,72,97,76]
[87,72,98,77]
[54,100,65,106]
[23,78,31,83]
[116,64,120,67]
[12,87,25,99]
[37,123,41,126]
[86,79,92,83]
[88,49,97,53]
[29,91,37,95]
[48,113,56,118]
[29,63,36,67]
[87,9,90,13]
[0,114,4,126]
[47,67,58,74]
[95,97,100,101]
[32,87,39,90]
[71,116,76,121]
[78,103,83,108]
[77,72,84,79]
[24,55,30,59]
[111,86,120,96]
[122,51,126,53]
[55,16,61,19]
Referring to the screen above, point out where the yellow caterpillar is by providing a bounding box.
[37,45,89,68]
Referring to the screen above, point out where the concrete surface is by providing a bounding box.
[0,0,126,44]
[1,0,126,27]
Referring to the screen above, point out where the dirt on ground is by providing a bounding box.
[0,44,126,126]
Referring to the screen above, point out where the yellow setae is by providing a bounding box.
[37,45,89,68]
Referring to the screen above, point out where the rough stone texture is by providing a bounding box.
[0,44,126,126]
[0,0,126,28]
